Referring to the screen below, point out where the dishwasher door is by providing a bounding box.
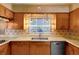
[51,41,65,55]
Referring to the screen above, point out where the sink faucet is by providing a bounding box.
[37,27,43,38]
[39,33,41,38]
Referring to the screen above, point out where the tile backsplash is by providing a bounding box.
[0,29,5,35]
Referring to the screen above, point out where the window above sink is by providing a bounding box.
[29,17,51,34]
[24,14,56,34]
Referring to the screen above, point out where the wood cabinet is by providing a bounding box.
[5,9,14,19]
[70,8,79,31]
[0,5,6,17]
[0,4,13,20]
[66,42,79,55]
[56,13,69,30]
[65,42,74,55]
[73,46,79,55]
[10,41,50,55]
[29,41,50,55]
[14,13,24,29]
[0,43,10,55]
[10,41,29,55]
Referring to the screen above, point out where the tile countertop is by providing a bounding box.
[0,34,79,48]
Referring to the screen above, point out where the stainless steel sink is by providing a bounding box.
[0,40,6,44]
[32,38,48,40]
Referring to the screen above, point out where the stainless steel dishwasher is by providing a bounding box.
[51,41,65,55]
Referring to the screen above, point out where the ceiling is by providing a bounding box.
[12,3,72,6]
[1,3,79,12]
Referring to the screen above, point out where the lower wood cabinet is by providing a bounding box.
[65,43,74,55]
[66,42,79,55]
[1,41,79,55]
[10,41,50,55]
[29,41,50,55]
[0,43,10,55]
[73,46,79,55]
[10,41,29,55]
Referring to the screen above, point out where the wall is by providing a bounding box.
[12,4,70,30]
[2,3,79,31]
[12,4,69,13]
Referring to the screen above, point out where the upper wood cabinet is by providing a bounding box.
[5,9,14,19]
[56,13,69,30]
[0,5,6,17]
[0,4,13,19]
[14,13,24,29]
[70,8,79,31]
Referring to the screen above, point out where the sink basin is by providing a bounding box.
[0,40,6,44]
[32,38,48,40]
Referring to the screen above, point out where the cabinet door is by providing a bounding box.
[0,5,6,17]
[5,9,13,19]
[0,43,10,55]
[30,41,50,55]
[73,45,79,55]
[65,43,79,55]
[14,13,24,29]
[10,41,29,55]
[70,9,79,31]
[65,43,74,55]
[56,13,69,30]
